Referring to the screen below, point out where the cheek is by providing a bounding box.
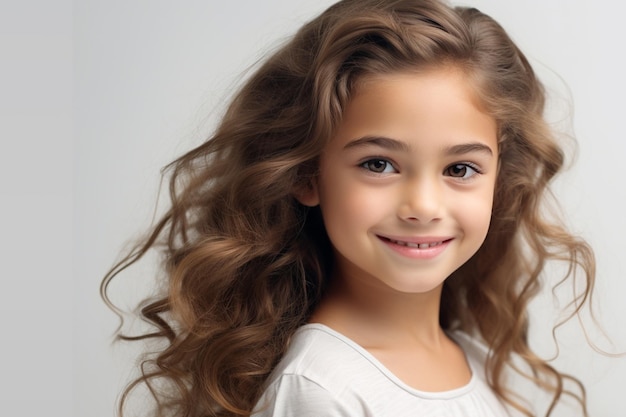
[321,182,378,225]
[450,187,494,235]
[317,178,393,248]
[463,191,494,236]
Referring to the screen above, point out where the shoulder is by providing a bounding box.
[264,323,379,396]
[253,374,353,417]
[448,330,562,417]
[252,324,370,416]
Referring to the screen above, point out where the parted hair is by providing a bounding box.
[102,1,595,416]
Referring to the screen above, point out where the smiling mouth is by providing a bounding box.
[381,237,451,249]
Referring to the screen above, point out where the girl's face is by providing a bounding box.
[299,69,498,295]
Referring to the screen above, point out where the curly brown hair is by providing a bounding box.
[102,1,595,416]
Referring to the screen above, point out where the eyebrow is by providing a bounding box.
[343,135,494,156]
[343,136,410,152]
[444,143,494,157]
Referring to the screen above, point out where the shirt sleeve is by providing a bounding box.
[252,374,355,417]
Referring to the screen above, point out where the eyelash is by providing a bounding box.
[359,158,397,174]
[444,162,482,180]
[359,158,482,180]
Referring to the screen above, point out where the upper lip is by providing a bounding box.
[377,234,454,245]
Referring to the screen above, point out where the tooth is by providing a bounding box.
[388,238,446,248]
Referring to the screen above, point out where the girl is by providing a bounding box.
[102,0,595,416]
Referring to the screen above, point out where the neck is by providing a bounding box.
[310,271,446,350]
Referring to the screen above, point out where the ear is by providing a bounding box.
[293,179,319,207]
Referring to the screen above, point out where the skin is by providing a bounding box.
[300,68,499,392]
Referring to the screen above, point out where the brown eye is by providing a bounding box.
[361,159,396,173]
[447,164,467,177]
[444,163,479,179]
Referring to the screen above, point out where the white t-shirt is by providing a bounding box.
[253,323,512,417]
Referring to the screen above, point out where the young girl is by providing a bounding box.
[103,0,595,416]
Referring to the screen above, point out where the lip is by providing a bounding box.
[377,235,454,260]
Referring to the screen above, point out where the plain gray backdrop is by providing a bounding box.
[7,1,626,416]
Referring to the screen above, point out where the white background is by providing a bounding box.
[3,1,625,416]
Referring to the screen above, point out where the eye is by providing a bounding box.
[360,159,397,174]
[444,163,480,180]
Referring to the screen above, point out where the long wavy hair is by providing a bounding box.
[102,1,595,416]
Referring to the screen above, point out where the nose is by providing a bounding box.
[397,176,443,223]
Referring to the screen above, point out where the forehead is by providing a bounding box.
[328,68,497,151]
[351,66,487,114]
